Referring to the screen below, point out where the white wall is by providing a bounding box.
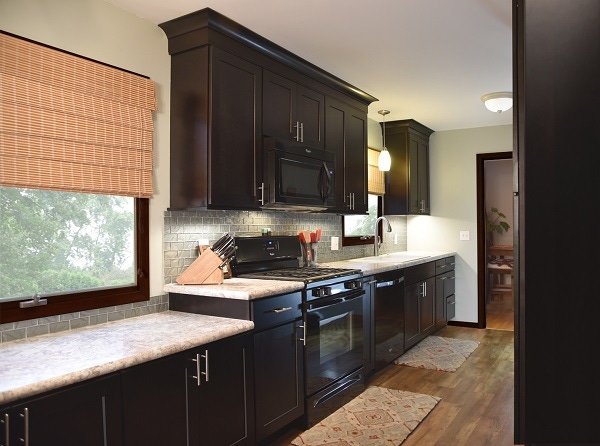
[408,125,513,323]
[485,159,513,246]
[0,0,171,298]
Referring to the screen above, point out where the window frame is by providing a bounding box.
[341,195,383,247]
[0,198,149,324]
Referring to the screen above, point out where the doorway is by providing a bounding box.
[476,152,513,330]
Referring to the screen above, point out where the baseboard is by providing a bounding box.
[447,320,480,329]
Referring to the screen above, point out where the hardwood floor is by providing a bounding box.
[486,292,514,331]
[271,325,517,445]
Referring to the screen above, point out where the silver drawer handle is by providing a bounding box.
[271,307,292,313]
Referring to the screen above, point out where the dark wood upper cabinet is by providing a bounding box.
[159,8,376,211]
[263,70,325,148]
[325,97,368,214]
[383,119,434,215]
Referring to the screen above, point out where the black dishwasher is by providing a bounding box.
[374,269,405,371]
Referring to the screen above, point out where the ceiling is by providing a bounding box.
[104,0,513,132]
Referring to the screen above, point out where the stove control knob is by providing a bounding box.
[324,286,332,296]
[312,288,326,297]
[344,281,357,290]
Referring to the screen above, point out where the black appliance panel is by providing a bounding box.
[304,289,364,397]
[374,269,405,371]
[263,137,335,211]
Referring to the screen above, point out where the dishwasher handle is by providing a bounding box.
[376,276,404,288]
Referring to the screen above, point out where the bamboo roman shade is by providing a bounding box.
[0,32,156,198]
[367,148,385,195]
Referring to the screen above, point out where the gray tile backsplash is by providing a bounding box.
[163,209,407,285]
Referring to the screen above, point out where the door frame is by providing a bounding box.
[476,151,512,328]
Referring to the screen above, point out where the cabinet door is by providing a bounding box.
[122,354,187,445]
[325,97,368,213]
[419,277,436,337]
[210,47,263,209]
[7,375,122,446]
[189,334,255,446]
[254,320,304,442]
[263,71,324,148]
[296,85,325,148]
[263,70,295,141]
[404,281,421,349]
[409,136,430,214]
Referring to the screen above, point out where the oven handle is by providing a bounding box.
[305,289,364,311]
[313,376,362,408]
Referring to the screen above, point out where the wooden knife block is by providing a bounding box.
[176,247,224,285]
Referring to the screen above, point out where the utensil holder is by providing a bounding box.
[302,242,317,267]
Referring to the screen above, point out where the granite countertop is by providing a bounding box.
[163,251,455,299]
[321,251,455,276]
[164,277,304,300]
[0,311,254,406]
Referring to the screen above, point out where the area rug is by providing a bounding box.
[394,336,479,372]
[290,386,440,445]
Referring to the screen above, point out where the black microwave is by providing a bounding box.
[261,137,335,212]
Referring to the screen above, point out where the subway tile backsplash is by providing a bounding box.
[1,209,406,343]
[163,209,407,285]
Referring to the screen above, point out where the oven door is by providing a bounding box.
[304,289,364,397]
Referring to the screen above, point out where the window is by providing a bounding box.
[0,32,153,323]
[0,189,149,323]
[342,194,381,246]
[342,148,386,246]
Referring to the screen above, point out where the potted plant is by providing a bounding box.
[486,207,511,243]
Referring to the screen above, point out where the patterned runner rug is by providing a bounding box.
[394,335,480,372]
[290,386,440,445]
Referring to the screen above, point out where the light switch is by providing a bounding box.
[459,231,470,241]
[331,236,339,251]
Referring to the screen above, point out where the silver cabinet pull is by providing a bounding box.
[19,408,28,446]
[270,307,292,313]
[2,413,9,446]
[258,182,265,205]
[191,353,201,386]
[300,122,304,142]
[201,350,209,383]
[294,121,301,141]
[297,324,306,346]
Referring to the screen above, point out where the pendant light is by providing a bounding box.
[378,110,391,171]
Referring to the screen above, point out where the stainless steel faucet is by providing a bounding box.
[374,216,392,256]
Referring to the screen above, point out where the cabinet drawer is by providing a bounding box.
[435,256,456,274]
[447,294,456,321]
[251,292,302,331]
[405,261,436,285]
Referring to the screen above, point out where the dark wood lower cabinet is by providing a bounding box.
[254,320,304,443]
[188,333,255,446]
[122,353,188,445]
[123,332,254,446]
[1,375,123,446]
[404,262,437,350]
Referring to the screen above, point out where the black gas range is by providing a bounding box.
[230,235,363,293]
[231,235,366,427]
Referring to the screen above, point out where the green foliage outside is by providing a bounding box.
[0,187,135,300]
[344,195,379,237]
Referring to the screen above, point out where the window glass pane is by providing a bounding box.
[0,187,136,302]
[343,194,379,237]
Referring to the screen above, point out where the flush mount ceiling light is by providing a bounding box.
[378,109,391,172]
[481,92,513,113]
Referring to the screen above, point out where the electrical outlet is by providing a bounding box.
[198,238,209,247]
[459,231,470,241]
[331,236,339,251]
[394,234,398,245]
